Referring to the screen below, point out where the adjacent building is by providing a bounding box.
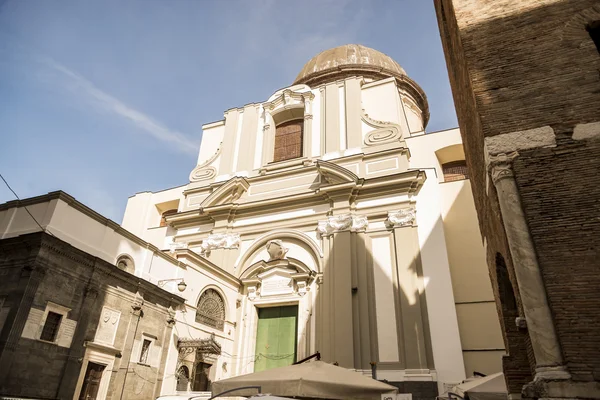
[434,1,600,399]
[0,192,185,400]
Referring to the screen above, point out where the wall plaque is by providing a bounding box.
[94,306,121,345]
[261,274,293,297]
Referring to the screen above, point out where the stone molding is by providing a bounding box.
[317,213,368,236]
[201,233,241,253]
[483,126,556,155]
[386,208,416,228]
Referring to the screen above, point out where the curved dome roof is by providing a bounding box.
[294,44,407,86]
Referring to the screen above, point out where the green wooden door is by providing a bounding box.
[254,305,298,372]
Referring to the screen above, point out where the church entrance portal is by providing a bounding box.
[254,305,298,372]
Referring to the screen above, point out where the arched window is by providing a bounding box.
[160,209,178,227]
[273,119,303,162]
[176,365,190,392]
[116,255,135,274]
[442,160,469,182]
[196,289,225,330]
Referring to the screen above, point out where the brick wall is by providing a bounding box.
[434,0,600,393]
[513,138,600,382]
[434,0,535,393]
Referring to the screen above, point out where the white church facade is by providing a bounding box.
[121,45,504,397]
[0,45,504,400]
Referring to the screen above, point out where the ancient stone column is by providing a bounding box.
[488,152,569,380]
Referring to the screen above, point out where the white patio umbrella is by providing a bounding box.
[210,361,398,400]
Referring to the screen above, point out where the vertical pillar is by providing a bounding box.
[219,109,240,176]
[390,222,429,370]
[325,83,340,154]
[488,152,569,380]
[345,78,363,149]
[57,284,101,399]
[152,309,176,399]
[303,94,313,160]
[236,105,259,173]
[0,265,45,383]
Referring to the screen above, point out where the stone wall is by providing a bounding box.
[434,0,600,397]
[0,232,183,400]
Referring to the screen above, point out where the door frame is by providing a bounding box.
[73,346,116,400]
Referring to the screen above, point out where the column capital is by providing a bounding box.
[488,151,519,185]
[316,213,368,237]
[385,208,416,228]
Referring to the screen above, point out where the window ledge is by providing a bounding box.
[258,157,311,175]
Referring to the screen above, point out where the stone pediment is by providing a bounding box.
[315,160,360,186]
[257,267,296,297]
[240,258,313,300]
[200,176,250,209]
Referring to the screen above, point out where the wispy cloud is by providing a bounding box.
[40,57,198,155]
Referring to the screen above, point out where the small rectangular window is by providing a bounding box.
[40,311,63,342]
[442,160,469,182]
[139,339,152,364]
[587,21,600,54]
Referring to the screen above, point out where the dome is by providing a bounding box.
[294,44,407,86]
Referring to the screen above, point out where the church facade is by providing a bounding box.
[120,45,504,398]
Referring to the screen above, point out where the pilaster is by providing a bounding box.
[345,77,363,149]
[219,109,240,175]
[387,210,429,371]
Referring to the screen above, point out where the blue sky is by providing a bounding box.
[0,0,457,222]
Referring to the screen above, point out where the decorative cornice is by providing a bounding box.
[317,213,368,236]
[200,176,250,208]
[263,88,314,112]
[385,208,416,228]
[173,248,240,287]
[488,152,519,185]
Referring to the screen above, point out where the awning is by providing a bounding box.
[449,372,507,400]
[211,361,398,400]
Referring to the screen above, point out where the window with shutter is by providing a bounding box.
[40,311,62,342]
[273,119,303,162]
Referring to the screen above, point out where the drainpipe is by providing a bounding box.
[370,361,377,380]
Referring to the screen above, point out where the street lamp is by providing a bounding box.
[157,278,187,292]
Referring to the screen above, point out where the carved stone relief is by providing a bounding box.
[317,214,368,236]
[189,142,222,182]
[201,233,241,254]
[266,240,288,261]
[362,111,404,146]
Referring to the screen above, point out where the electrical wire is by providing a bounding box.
[0,173,54,236]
